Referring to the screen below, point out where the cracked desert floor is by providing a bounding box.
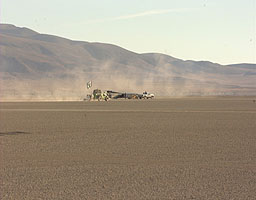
[1,97,256,199]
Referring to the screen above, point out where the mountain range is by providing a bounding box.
[0,24,255,100]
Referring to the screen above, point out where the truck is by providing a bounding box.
[87,89,109,101]
[142,91,155,99]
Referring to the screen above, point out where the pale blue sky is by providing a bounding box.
[1,0,255,64]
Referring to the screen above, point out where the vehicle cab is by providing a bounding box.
[142,91,155,99]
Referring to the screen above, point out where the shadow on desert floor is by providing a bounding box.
[0,131,31,136]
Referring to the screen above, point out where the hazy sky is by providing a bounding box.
[1,0,255,64]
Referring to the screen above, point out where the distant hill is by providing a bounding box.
[0,24,256,100]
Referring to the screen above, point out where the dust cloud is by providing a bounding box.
[0,60,254,101]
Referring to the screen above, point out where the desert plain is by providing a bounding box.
[0,97,256,199]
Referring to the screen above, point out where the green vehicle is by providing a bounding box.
[92,89,109,101]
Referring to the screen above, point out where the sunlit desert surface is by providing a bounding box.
[1,97,256,199]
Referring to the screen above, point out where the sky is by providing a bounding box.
[1,0,255,64]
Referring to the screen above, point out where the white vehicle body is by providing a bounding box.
[142,91,155,99]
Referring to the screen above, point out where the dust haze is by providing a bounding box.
[0,61,242,101]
